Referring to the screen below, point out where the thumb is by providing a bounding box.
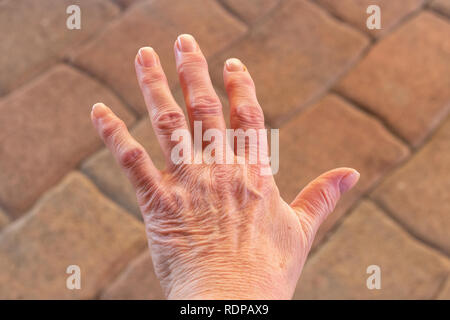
[290,167,360,243]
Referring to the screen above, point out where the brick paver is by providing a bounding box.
[0,65,135,217]
[222,0,280,24]
[82,87,229,217]
[0,209,8,230]
[316,0,425,38]
[336,12,450,146]
[210,0,369,126]
[437,278,450,299]
[372,115,450,255]
[294,201,449,299]
[275,94,409,245]
[0,173,146,299]
[0,0,119,96]
[101,251,164,299]
[73,0,246,114]
[113,0,143,8]
[431,0,450,16]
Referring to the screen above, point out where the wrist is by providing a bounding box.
[165,269,294,300]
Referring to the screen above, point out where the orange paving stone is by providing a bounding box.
[336,12,450,146]
[294,201,450,299]
[372,115,450,255]
[0,172,147,299]
[101,251,164,299]
[0,0,119,95]
[437,278,450,299]
[222,0,280,24]
[113,0,144,8]
[316,0,425,38]
[431,0,450,16]
[0,209,8,230]
[0,65,135,217]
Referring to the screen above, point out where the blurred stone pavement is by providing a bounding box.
[0,0,449,299]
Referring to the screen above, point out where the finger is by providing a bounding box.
[290,168,360,244]
[223,58,265,131]
[174,34,226,137]
[223,58,265,163]
[135,47,190,167]
[91,102,161,193]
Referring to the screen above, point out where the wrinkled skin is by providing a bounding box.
[91,34,359,299]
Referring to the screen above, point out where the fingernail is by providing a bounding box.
[177,34,197,52]
[138,47,158,67]
[92,103,108,118]
[225,58,245,72]
[339,170,360,193]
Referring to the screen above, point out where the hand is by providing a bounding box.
[90,34,360,299]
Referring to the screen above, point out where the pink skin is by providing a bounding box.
[90,34,360,299]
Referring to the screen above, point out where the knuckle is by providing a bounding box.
[138,186,170,216]
[139,69,166,87]
[118,147,146,170]
[317,184,338,214]
[189,95,222,117]
[226,74,255,92]
[153,109,186,135]
[101,119,126,144]
[235,104,264,127]
[177,56,208,77]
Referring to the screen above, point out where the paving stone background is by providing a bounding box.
[294,201,449,299]
[336,12,450,146]
[222,0,280,24]
[315,0,425,38]
[437,278,450,299]
[431,0,450,16]
[0,0,448,300]
[113,0,144,9]
[0,65,135,217]
[0,0,120,96]
[0,173,146,299]
[101,251,165,299]
[372,116,450,255]
[0,209,8,230]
